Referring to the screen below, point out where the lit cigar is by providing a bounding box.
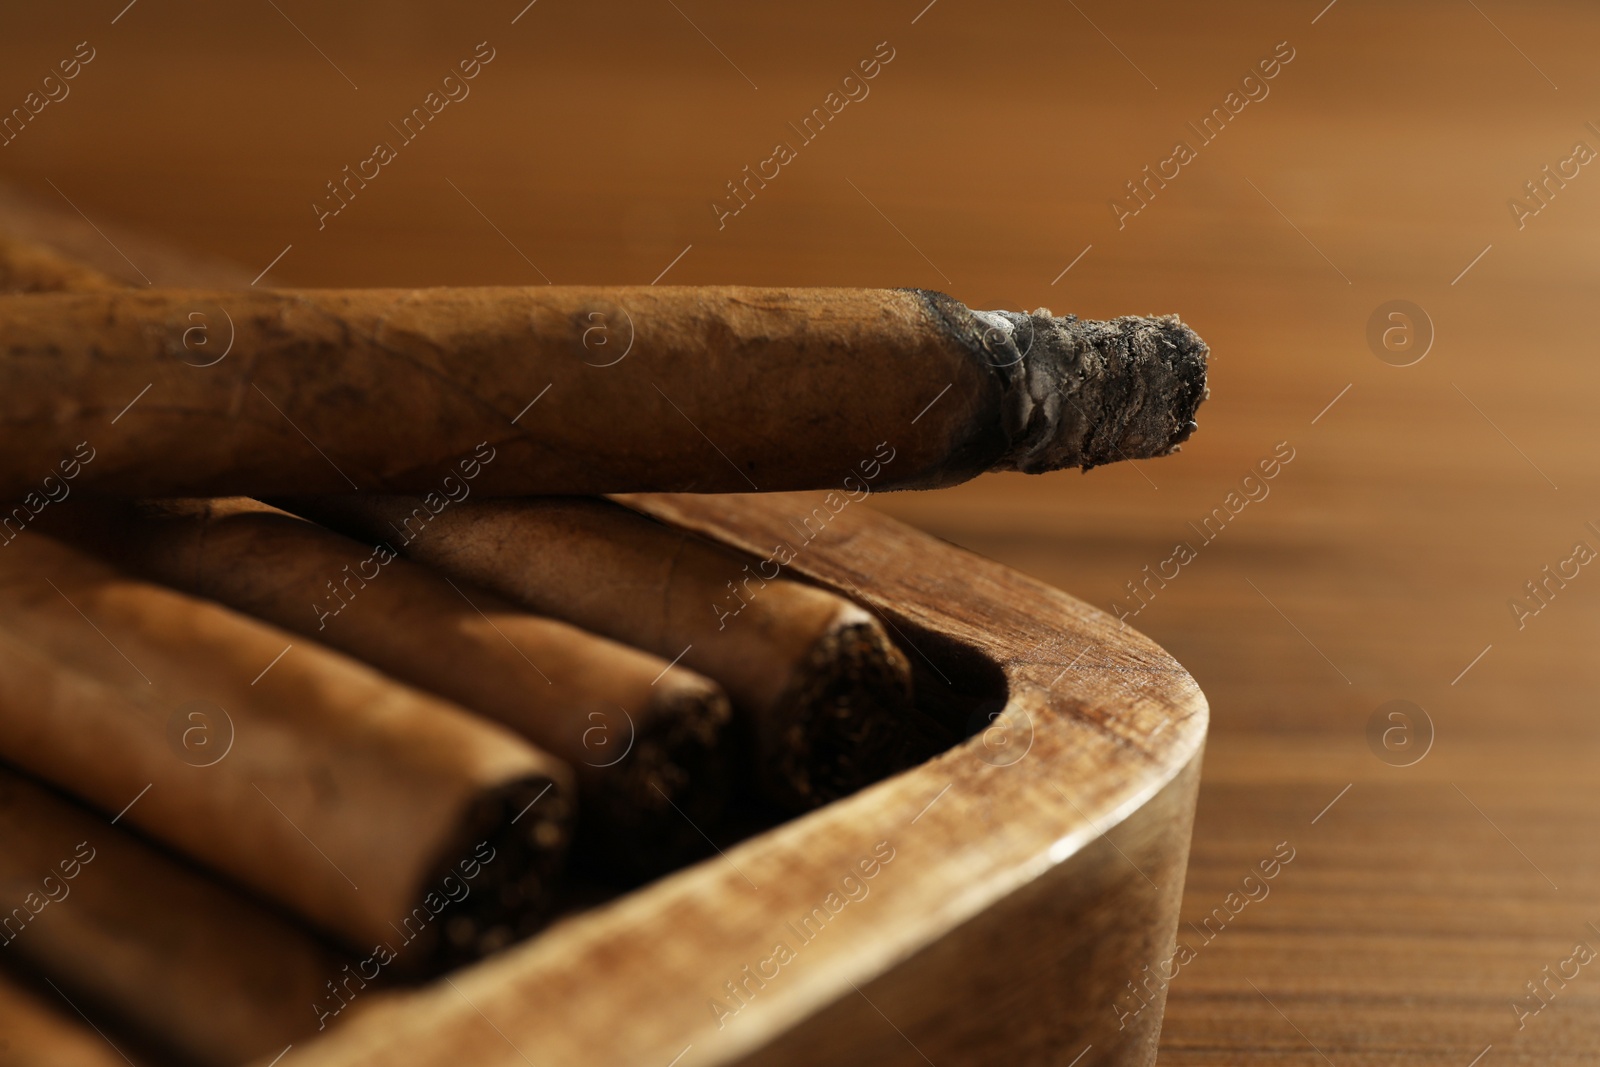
[0,286,1206,498]
[282,495,914,809]
[0,532,574,971]
[41,496,731,875]
[0,766,384,1065]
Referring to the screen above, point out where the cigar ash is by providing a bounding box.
[914,288,1208,476]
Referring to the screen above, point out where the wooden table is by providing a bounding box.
[3,1,1597,1062]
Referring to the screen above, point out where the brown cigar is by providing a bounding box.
[0,286,1206,498]
[41,496,729,875]
[0,532,573,971]
[0,968,147,1067]
[0,234,122,295]
[0,765,382,1065]
[2,234,725,875]
[281,495,914,810]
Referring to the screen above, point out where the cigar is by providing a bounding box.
[0,532,574,971]
[0,234,122,295]
[282,495,914,810]
[5,232,725,873]
[0,968,146,1067]
[0,286,1206,498]
[41,496,730,875]
[0,765,380,1065]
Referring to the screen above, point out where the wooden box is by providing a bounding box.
[282,492,1207,1067]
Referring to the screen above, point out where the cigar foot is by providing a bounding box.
[591,687,732,878]
[918,290,1208,474]
[983,309,1207,473]
[771,618,915,809]
[424,775,572,970]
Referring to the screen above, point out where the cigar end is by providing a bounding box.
[973,307,1209,473]
[767,613,914,810]
[584,682,733,879]
[913,289,1208,474]
[412,773,573,973]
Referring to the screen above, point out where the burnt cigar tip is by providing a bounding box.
[910,289,1208,475]
[961,304,1208,474]
[915,289,1203,476]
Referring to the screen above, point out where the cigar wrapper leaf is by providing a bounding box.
[40,496,731,876]
[4,228,728,874]
[0,286,1206,497]
[279,495,915,810]
[0,532,574,971]
[0,766,376,1066]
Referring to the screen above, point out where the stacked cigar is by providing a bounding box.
[0,234,1207,1066]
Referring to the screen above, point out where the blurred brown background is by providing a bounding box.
[3,0,1598,1062]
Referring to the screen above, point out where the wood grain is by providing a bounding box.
[1,0,1596,1061]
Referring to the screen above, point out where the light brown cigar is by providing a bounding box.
[283,495,914,809]
[0,234,123,294]
[42,496,730,875]
[0,968,146,1067]
[0,286,1206,498]
[0,766,380,1065]
[3,232,725,873]
[0,532,573,971]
